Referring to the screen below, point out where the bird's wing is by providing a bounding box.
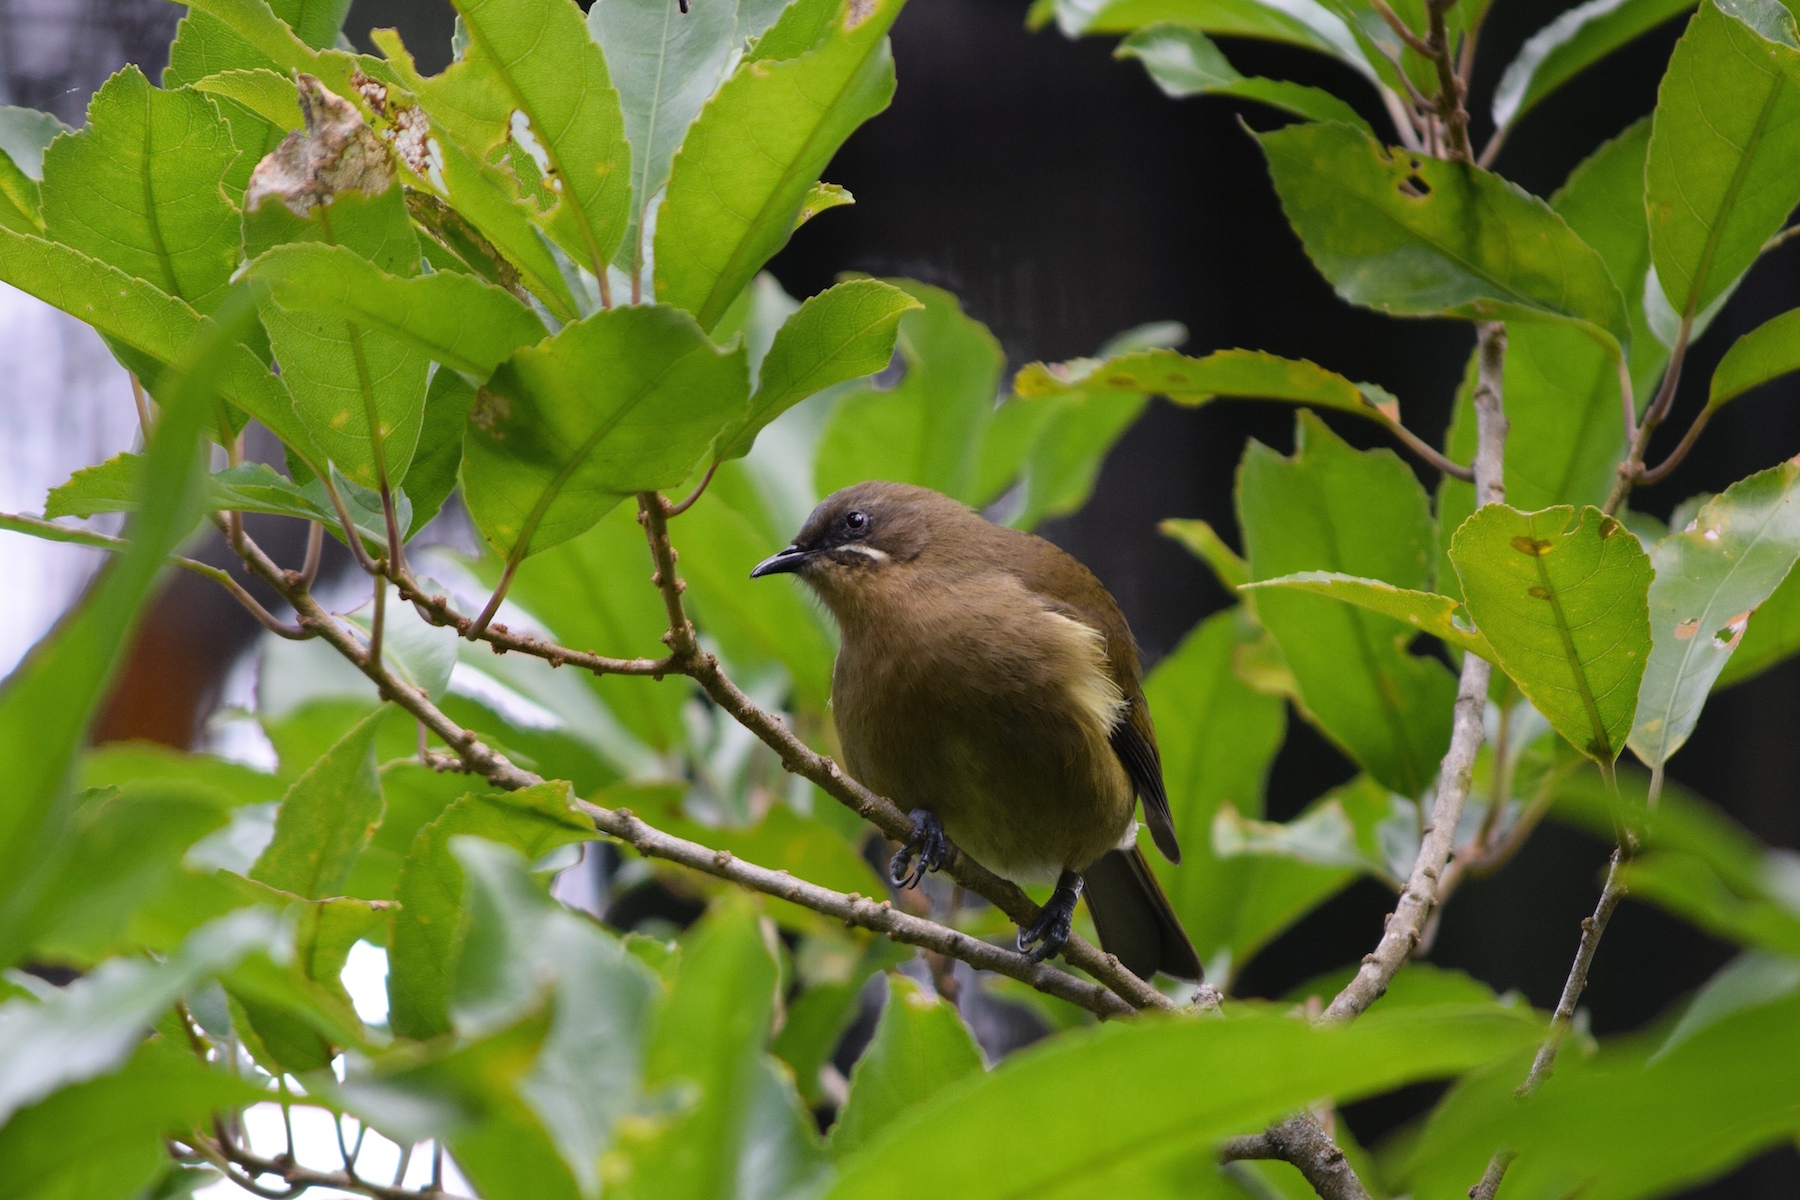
[1010,531,1182,865]
[1111,702,1181,864]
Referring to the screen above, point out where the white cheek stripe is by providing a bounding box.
[836,544,890,563]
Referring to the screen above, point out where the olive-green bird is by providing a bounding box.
[752,481,1201,980]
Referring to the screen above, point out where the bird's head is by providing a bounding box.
[750,481,956,608]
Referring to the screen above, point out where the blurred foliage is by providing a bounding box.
[1,0,1800,1196]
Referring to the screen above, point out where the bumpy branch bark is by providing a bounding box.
[1223,1115,1371,1200]
[221,523,1137,1018]
[1228,324,1509,1197]
[1322,323,1507,1024]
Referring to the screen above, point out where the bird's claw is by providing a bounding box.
[889,809,949,890]
[1016,871,1084,964]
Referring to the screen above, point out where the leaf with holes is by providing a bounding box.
[654,0,905,329]
[1117,23,1372,130]
[1450,505,1652,764]
[461,303,750,566]
[1239,413,1457,796]
[1259,121,1630,351]
[1630,461,1800,768]
[1646,0,1800,325]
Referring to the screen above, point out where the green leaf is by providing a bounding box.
[39,68,242,315]
[1047,0,1357,59]
[1436,120,1663,596]
[1647,0,1800,324]
[0,293,255,968]
[1117,23,1373,130]
[1630,461,1800,768]
[0,908,281,1123]
[1258,121,1630,350]
[0,1039,261,1200]
[588,0,788,279]
[272,0,356,49]
[246,179,435,492]
[507,503,692,753]
[1708,305,1800,415]
[797,180,855,227]
[24,784,234,964]
[1492,0,1697,132]
[1244,571,1494,659]
[1015,346,1396,425]
[1658,949,1800,1060]
[619,899,829,1200]
[1141,609,1346,982]
[829,975,983,1159]
[1716,558,1800,686]
[463,303,751,564]
[718,278,921,461]
[1450,504,1653,763]
[450,838,660,1194]
[192,68,307,135]
[1406,990,1800,1200]
[823,1004,1539,1200]
[655,0,905,328]
[369,32,583,323]
[416,0,633,282]
[406,368,476,536]
[247,242,548,380]
[249,707,386,899]
[1627,851,1800,955]
[1239,412,1456,796]
[388,781,594,1039]
[1214,774,1419,888]
[337,1013,582,1200]
[0,103,70,182]
[1161,518,1250,591]
[0,226,319,466]
[816,281,1004,503]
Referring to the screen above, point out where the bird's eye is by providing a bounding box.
[845,510,868,534]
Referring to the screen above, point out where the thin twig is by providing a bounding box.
[1605,321,1691,515]
[1376,85,1427,153]
[1322,322,1504,1023]
[1424,0,1472,161]
[222,525,1141,1017]
[182,1129,470,1200]
[1385,417,1475,481]
[367,571,386,668]
[130,373,153,441]
[1762,224,1800,254]
[381,481,408,580]
[322,476,382,575]
[464,554,520,639]
[1470,846,1630,1197]
[633,491,1175,1013]
[665,459,721,517]
[1370,0,1436,55]
[300,521,324,587]
[1519,847,1628,1091]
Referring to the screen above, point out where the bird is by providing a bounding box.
[751,480,1202,981]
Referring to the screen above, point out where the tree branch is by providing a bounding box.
[633,491,1177,1013]
[222,525,1139,1017]
[1222,1113,1370,1200]
[1322,322,1504,1023]
[182,1128,472,1200]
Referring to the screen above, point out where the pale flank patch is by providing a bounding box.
[1040,609,1129,738]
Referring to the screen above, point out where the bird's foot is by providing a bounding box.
[889,809,950,890]
[1017,871,1084,964]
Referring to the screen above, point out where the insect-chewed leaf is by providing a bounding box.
[1629,460,1800,768]
[1258,121,1630,351]
[1450,504,1652,763]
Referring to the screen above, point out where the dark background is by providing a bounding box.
[4,0,1795,1190]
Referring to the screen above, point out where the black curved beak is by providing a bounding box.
[750,545,810,578]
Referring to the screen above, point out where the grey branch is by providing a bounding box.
[1222,1113,1370,1200]
[221,521,1139,1018]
